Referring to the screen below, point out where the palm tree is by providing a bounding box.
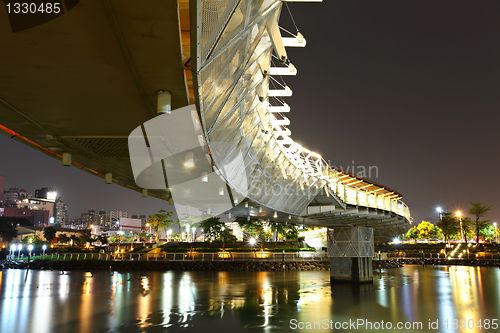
[43,226,57,243]
[69,235,79,246]
[469,202,493,243]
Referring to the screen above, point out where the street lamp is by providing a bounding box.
[167,229,172,241]
[145,223,152,242]
[17,244,22,259]
[494,222,498,244]
[436,207,442,221]
[28,244,33,261]
[42,244,47,257]
[192,226,196,242]
[9,244,16,259]
[456,211,463,242]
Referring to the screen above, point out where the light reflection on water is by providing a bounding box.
[0,266,498,332]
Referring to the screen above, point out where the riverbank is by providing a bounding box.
[0,259,330,271]
[2,258,497,271]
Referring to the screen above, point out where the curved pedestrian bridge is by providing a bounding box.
[0,0,411,236]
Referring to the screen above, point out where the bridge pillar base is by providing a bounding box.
[329,257,373,284]
[327,227,374,284]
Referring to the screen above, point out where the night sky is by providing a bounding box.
[1,0,499,225]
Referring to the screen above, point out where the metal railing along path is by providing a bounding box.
[381,253,500,260]
[27,251,328,262]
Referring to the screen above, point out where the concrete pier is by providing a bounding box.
[329,257,373,283]
[327,227,374,284]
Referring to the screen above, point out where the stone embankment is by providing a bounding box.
[3,258,495,271]
[373,259,404,269]
[0,259,329,271]
[396,258,498,267]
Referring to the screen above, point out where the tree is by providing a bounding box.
[43,226,57,242]
[267,222,299,242]
[220,228,237,244]
[436,212,459,244]
[200,217,236,248]
[69,235,79,246]
[469,202,493,243]
[463,221,474,243]
[262,230,273,242]
[268,221,288,242]
[0,220,18,243]
[175,214,200,242]
[78,235,92,244]
[479,225,496,241]
[416,221,436,240]
[460,217,474,244]
[235,216,263,239]
[58,233,70,244]
[115,234,126,243]
[148,210,174,242]
[406,226,418,243]
[97,235,108,245]
[283,224,299,241]
[22,235,41,245]
[200,217,225,242]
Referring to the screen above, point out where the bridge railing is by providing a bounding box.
[318,158,411,221]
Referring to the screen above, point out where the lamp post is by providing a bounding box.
[456,211,463,242]
[27,244,33,262]
[42,244,47,257]
[167,229,172,241]
[185,224,191,242]
[192,226,196,242]
[494,222,498,244]
[9,244,16,258]
[436,207,442,222]
[145,223,152,243]
[17,244,22,259]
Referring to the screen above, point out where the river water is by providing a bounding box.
[0,265,499,332]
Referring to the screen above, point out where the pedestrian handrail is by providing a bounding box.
[381,252,499,260]
[16,251,329,262]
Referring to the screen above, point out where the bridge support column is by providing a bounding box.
[327,227,374,284]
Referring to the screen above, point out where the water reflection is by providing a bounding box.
[0,266,498,332]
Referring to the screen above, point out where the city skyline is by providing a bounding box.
[0,134,173,218]
[1,1,499,225]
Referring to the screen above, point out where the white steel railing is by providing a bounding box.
[36,252,328,262]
